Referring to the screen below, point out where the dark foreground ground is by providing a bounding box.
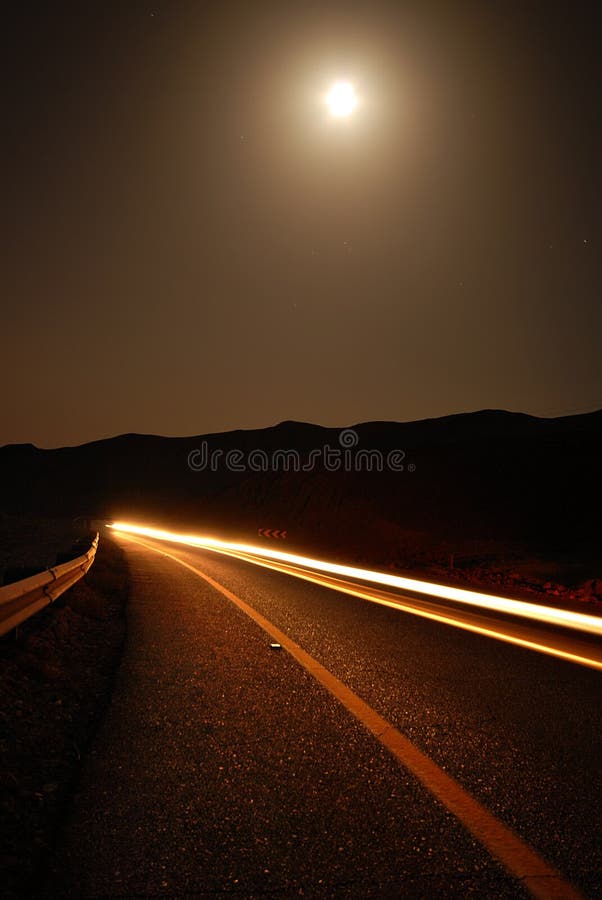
[0,537,128,898]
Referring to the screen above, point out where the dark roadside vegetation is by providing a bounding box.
[0,534,128,899]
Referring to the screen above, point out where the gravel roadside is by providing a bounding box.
[0,535,128,898]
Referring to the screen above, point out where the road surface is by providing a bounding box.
[45,533,601,898]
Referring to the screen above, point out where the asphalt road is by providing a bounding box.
[45,534,601,898]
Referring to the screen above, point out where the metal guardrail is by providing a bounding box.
[0,533,99,637]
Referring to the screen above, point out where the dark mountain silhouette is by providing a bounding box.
[1,410,600,577]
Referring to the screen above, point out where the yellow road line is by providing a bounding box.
[122,533,584,900]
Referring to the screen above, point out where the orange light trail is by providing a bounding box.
[109,522,602,669]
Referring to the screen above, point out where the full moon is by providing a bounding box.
[326,81,357,118]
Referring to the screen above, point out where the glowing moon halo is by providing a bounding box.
[326,81,357,118]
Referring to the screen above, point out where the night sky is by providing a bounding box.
[3,1,600,448]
